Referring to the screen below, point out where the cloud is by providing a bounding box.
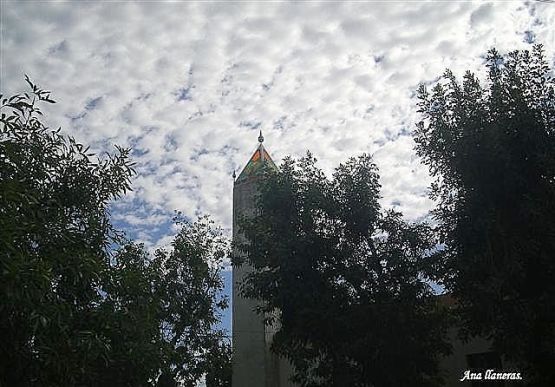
[2,0,554,245]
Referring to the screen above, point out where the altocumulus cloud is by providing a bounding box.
[1,1,554,251]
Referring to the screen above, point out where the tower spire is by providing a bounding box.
[234,130,277,184]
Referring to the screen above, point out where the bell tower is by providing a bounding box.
[232,132,294,387]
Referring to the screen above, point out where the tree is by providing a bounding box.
[235,153,451,387]
[414,44,555,385]
[1,77,136,386]
[0,79,230,386]
[151,215,230,387]
[98,223,231,387]
[205,338,232,387]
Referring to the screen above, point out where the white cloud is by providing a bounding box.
[2,0,554,241]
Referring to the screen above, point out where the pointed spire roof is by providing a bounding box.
[235,131,277,184]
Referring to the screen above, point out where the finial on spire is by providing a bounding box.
[232,170,236,179]
[258,130,264,143]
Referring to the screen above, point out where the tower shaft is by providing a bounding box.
[232,135,294,387]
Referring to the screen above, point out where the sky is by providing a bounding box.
[1,0,554,335]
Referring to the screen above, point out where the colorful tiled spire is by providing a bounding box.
[235,131,277,184]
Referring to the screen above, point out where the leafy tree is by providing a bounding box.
[83,219,231,387]
[151,215,230,387]
[1,77,135,386]
[414,44,555,385]
[0,79,230,386]
[235,153,451,387]
[205,339,232,387]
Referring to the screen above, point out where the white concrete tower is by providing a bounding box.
[232,132,294,387]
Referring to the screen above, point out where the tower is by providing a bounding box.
[232,132,294,387]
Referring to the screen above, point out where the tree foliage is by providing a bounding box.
[414,44,555,385]
[152,215,230,387]
[99,217,231,387]
[236,153,451,387]
[205,339,232,387]
[0,79,230,386]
